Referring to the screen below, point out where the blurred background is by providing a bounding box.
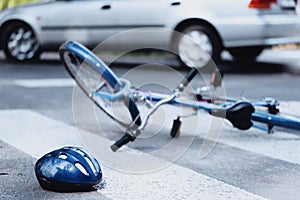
[1,0,37,10]
[0,1,300,200]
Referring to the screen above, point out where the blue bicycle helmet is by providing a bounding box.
[35,146,103,192]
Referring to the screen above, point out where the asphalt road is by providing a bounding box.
[0,48,300,200]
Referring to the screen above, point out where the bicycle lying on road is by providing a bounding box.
[59,41,300,152]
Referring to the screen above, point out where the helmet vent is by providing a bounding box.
[75,148,86,156]
[75,162,89,176]
[84,156,96,174]
[58,154,68,160]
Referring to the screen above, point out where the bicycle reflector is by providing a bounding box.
[34,146,103,192]
[248,0,277,9]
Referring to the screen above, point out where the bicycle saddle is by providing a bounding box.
[209,102,255,130]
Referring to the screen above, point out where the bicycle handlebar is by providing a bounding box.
[110,134,134,152]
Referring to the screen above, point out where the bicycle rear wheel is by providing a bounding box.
[59,41,140,126]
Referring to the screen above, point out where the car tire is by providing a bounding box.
[228,47,264,63]
[175,24,222,69]
[2,22,40,62]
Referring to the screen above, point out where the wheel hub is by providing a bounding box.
[179,30,213,68]
[7,27,38,61]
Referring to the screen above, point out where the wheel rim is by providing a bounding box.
[63,51,134,125]
[178,30,213,68]
[7,27,39,61]
[63,52,101,93]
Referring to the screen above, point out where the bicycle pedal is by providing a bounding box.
[170,117,182,138]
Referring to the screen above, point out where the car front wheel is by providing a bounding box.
[2,23,40,62]
[175,24,222,69]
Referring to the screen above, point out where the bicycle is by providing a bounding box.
[59,41,300,152]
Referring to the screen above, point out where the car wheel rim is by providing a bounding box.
[178,30,213,68]
[7,27,39,61]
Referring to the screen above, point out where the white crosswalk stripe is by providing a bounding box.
[13,78,75,88]
[202,101,300,165]
[143,103,300,165]
[0,109,267,200]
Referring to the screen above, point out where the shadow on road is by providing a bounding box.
[0,51,297,75]
[218,60,287,74]
[0,58,62,66]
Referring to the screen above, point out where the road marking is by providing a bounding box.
[164,101,300,165]
[0,109,265,200]
[13,78,75,88]
[147,102,300,165]
[213,101,300,165]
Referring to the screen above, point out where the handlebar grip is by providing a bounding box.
[110,134,134,152]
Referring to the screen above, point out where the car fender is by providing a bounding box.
[0,13,42,45]
[165,12,224,50]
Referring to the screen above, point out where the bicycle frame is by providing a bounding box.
[59,41,300,151]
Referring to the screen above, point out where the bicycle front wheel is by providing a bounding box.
[59,41,140,127]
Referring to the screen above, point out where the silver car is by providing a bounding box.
[0,0,299,67]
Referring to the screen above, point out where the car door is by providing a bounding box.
[111,0,172,49]
[41,0,117,47]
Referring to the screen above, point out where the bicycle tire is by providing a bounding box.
[252,112,300,131]
[60,41,121,89]
[59,41,141,127]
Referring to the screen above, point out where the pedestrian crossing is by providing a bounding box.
[13,78,75,88]
[1,108,300,199]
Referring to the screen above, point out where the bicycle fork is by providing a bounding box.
[111,68,199,151]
